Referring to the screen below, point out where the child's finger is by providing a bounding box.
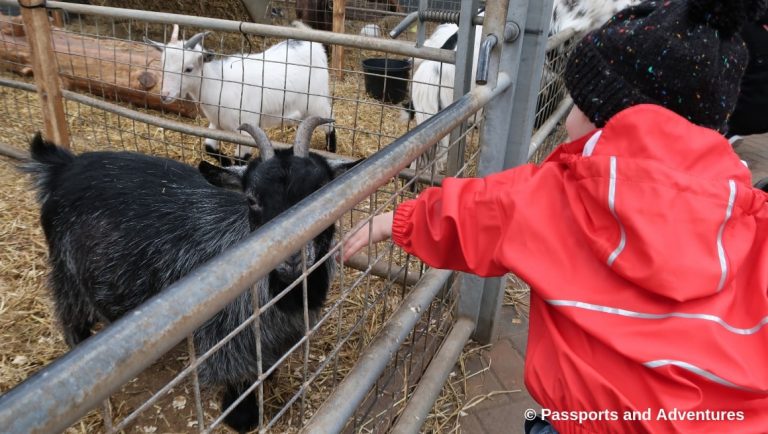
[341,226,368,263]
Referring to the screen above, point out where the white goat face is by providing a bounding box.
[145,27,212,104]
[158,42,206,104]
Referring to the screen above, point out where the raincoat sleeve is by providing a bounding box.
[392,162,558,277]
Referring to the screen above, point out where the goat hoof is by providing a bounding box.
[221,384,259,433]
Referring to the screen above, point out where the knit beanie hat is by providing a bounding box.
[564,0,768,133]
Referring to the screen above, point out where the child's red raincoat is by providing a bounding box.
[392,104,768,433]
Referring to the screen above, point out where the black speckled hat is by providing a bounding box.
[564,0,768,133]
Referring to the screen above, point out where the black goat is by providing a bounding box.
[24,117,357,433]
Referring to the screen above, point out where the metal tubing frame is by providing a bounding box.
[529,96,573,159]
[445,0,481,177]
[0,70,513,434]
[300,269,454,434]
[501,0,558,170]
[460,0,555,344]
[0,76,332,155]
[389,317,475,434]
[389,10,486,39]
[0,0,455,64]
[455,0,515,344]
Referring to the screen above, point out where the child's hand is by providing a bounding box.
[341,211,394,263]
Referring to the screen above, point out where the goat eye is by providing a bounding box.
[184,66,193,73]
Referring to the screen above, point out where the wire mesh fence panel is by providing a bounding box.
[0,2,489,433]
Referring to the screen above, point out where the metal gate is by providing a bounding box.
[0,0,576,432]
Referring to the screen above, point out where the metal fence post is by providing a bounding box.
[445,0,480,176]
[502,0,556,168]
[19,0,70,147]
[416,0,428,46]
[459,0,554,344]
[455,0,516,344]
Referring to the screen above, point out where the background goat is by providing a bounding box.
[146,23,337,161]
[24,117,357,433]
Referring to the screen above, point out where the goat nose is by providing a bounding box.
[287,254,303,269]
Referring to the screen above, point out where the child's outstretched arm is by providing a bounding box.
[342,162,550,276]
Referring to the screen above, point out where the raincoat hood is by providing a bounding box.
[551,104,766,301]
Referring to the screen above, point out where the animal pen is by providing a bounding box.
[0,0,576,432]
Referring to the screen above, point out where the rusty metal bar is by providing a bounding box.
[0,70,513,434]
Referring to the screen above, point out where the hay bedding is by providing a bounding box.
[0,147,471,433]
[0,10,490,430]
[0,78,477,433]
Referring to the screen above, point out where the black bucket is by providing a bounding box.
[361,58,411,104]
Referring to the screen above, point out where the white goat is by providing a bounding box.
[407,0,641,172]
[407,21,481,172]
[146,22,336,160]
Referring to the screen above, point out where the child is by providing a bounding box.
[343,0,768,433]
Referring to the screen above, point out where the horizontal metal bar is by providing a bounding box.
[389,10,485,39]
[0,76,453,184]
[0,141,29,160]
[528,96,572,159]
[546,27,577,52]
[390,316,475,434]
[345,6,408,17]
[0,70,512,434]
[0,76,340,157]
[301,268,453,434]
[0,0,455,64]
[388,11,418,39]
[344,252,420,287]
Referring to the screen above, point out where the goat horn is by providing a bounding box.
[238,123,274,161]
[294,117,334,158]
[143,37,164,51]
[170,24,179,42]
[184,31,212,49]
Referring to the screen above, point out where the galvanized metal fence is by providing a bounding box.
[0,0,575,432]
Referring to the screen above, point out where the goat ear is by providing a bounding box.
[198,160,243,190]
[202,50,215,63]
[329,158,363,179]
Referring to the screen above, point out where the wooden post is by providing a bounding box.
[331,0,345,79]
[50,9,64,27]
[19,0,70,147]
